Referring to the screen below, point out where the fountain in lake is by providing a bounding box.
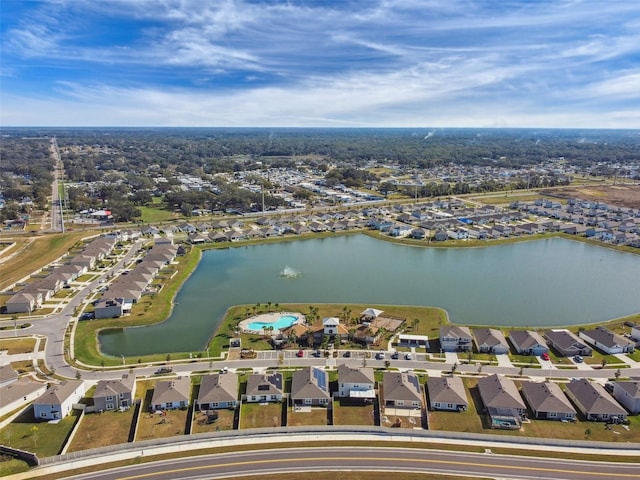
[280,266,301,278]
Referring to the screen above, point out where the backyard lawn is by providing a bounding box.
[0,409,79,457]
[192,408,236,433]
[288,407,328,426]
[66,409,135,452]
[239,402,284,429]
[332,399,376,426]
[135,409,189,441]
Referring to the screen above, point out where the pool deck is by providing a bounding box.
[239,311,306,334]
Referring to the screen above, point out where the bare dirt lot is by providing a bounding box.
[545,184,640,209]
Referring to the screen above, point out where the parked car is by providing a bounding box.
[391,352,399,360]
[313,350,322,357]
[573,355,584,363]
[80,312,95,320]
[296,349,304,358]
[155,367,173,374]
[375,351,385,360]
[343,351,351,358]
[540,352,550,361]
[404,353,412,360]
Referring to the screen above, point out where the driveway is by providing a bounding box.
[495,354,514,368]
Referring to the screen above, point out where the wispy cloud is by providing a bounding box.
[2,0,640,127]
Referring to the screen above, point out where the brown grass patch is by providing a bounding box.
[192,408,236,433]
[66,409,135,452]
[0,337,36,354]
[287,407,328,426]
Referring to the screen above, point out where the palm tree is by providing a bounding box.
[267,301,272,312]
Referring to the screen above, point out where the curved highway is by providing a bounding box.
[61,447,640,480]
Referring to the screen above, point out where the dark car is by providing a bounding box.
[80,312,95,320]
[391,352,399,360]
[343,351,351,358]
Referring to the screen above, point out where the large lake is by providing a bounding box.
[100,235,640,356]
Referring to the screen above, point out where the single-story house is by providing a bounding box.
[440,325,473,352]
[426,375,468,411]
[0,377,48,418]
[578,327,635,354]
[93,298,126,319]
[33,380,85,420]
[150,377,190,411]
[245,372,283,403]
[520,381,576,421]
[477,374,526,428]
[611,381,640,414]
[93,374,136,412]
[197,373,238,410]
[337,364,375,400]
[543,330,592,357]
[382,371,423,409]
[508,330,549,356]
[5,292,41,314]
[290,367,330,406]
[398,334,429,349]
[631,324,640,342]
[564,379,627,422]
[473,328,510,354]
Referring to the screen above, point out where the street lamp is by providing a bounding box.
[121,355,125,367]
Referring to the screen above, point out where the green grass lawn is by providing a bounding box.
[0,409,79,457]
[138,204,179,224]
[239,402,284,429]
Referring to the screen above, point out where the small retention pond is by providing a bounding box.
[99,235,640,356]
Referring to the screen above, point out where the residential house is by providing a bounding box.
[565,379,627,422]
[544,330,592,357]
[33,380,85,420]
[93,298,126,319]
[197,374,238,410]
[579,327,635,354]
[508,330,549,356]
[473,328,510,354]
[426,375,468,411]
[382,371,423,409]
[245,372,284,403]
[150,377,191,411]
[520,381,576,421]
[439,325,473,352]
[477,374,526,428]
[5,292,41,314]
[611,381,640,414]
[336,364,375,401]
[93,374,136,412]
[290,367,330,406]
[0,378,47,418]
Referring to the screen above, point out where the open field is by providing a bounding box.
[66,409,135,452]
[0,231,91,291]
[543,184,640,209]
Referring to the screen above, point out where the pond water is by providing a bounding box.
[99,235,640,356]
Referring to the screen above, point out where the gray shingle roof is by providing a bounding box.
[197,374,238,405]
[520,381,576,415]
[383,372,422,403]
[427,376,468,406]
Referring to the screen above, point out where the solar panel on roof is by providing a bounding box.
[408,374,420,392]
[313,368,326,390]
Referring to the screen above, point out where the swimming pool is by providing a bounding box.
[247,315,299,331]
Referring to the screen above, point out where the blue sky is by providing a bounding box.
[1,0,639,127]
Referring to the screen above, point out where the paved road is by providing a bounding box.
[60,446,640,480]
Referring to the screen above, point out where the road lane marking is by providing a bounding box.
[116,455,640,480]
